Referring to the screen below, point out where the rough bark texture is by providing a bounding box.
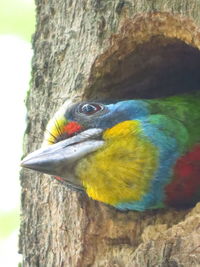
[20,1,200,266]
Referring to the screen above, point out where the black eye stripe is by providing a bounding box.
[78,103,104,115]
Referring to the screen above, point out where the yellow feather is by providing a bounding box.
[75,121,158,206]
[42,113,68,146]
[42,100,73,146]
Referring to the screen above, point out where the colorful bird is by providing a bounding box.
[21,93,200,211]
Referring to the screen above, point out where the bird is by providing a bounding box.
[21,92,200,211]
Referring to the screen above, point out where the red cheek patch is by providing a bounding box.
[55,176,64,182]
[63,121,82,136]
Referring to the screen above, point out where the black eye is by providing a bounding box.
[79,103,103,115]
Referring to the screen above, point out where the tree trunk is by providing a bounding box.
[20,0,200,266]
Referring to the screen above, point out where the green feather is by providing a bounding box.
[147,92,200,148]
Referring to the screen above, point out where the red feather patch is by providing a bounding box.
[55,176,64,182]
[165,144,200,207]
[63,121,82,136]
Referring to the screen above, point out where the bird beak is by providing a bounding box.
[21,128,104,185]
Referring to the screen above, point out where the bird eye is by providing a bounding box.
[79,103,104,115]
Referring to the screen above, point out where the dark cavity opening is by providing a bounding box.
[85,36,200,101]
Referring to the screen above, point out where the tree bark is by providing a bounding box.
[20,1,200,266]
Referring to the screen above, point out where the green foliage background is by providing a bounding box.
[0,0,35,241]
[0,0,35,41]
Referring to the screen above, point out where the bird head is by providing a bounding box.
[21,100,160,208]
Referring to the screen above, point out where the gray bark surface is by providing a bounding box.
[20,1,200,266]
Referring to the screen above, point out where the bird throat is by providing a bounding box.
[75,121,158,206]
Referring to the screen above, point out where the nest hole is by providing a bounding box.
[85,36,200,101]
